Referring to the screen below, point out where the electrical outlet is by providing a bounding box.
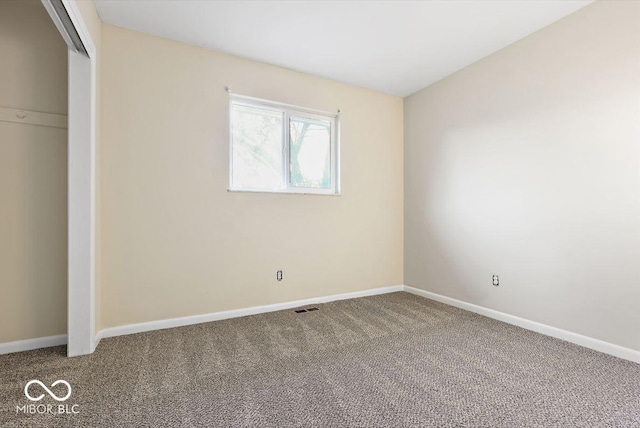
[492,274,499,286]
[276,270,283,281]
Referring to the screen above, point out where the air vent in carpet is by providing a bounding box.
[295,307,319,314]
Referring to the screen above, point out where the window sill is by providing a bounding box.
[227,188,341,196]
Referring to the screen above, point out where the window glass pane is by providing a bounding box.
[231,104,283,190]
[289,116,331,189]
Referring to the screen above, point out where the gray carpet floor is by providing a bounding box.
[1,292,639,427]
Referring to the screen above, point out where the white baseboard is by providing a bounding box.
[403,285,640,364]
[9,284,637,365]
[93,330,102,352]
[99,285,404,339]
[0,334,67,355]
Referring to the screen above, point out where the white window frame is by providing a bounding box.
[229,93,340,195]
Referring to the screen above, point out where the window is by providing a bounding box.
[229,94,339,195]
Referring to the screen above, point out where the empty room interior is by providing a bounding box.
[1,0,639,426]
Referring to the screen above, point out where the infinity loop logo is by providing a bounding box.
[24,380,72,402]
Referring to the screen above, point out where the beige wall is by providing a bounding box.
[0,1,68,342]
[100,24,404,329]
[404,0,640,351]
[73,0,103,334]
[0,0,67,113]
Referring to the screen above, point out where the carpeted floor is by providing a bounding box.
[1,292,639,427]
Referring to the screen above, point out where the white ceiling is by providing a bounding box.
[94,0,594,97]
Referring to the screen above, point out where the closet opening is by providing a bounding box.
[0,0,97,357]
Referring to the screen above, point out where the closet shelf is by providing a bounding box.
[0,106,67,129]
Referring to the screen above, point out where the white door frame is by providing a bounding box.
[41,0,97,356]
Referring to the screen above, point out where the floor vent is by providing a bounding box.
[295,307,319,314]
[307,307,319,311]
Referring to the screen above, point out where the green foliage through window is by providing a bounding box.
[230,97,338,194]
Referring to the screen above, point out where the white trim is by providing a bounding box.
[227,188,341,196]
[0,107,67,129]
[41,0,98,357]
[229,92,339,118]
[90,284,639,364]
[58,0,95,56]
[0,335,67,356]
[403,285,640,364]
[43,0,97,357]
[94,329,103,347]
[335,111,341,194]
[66,48,97,357]
[99,285,403,339]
